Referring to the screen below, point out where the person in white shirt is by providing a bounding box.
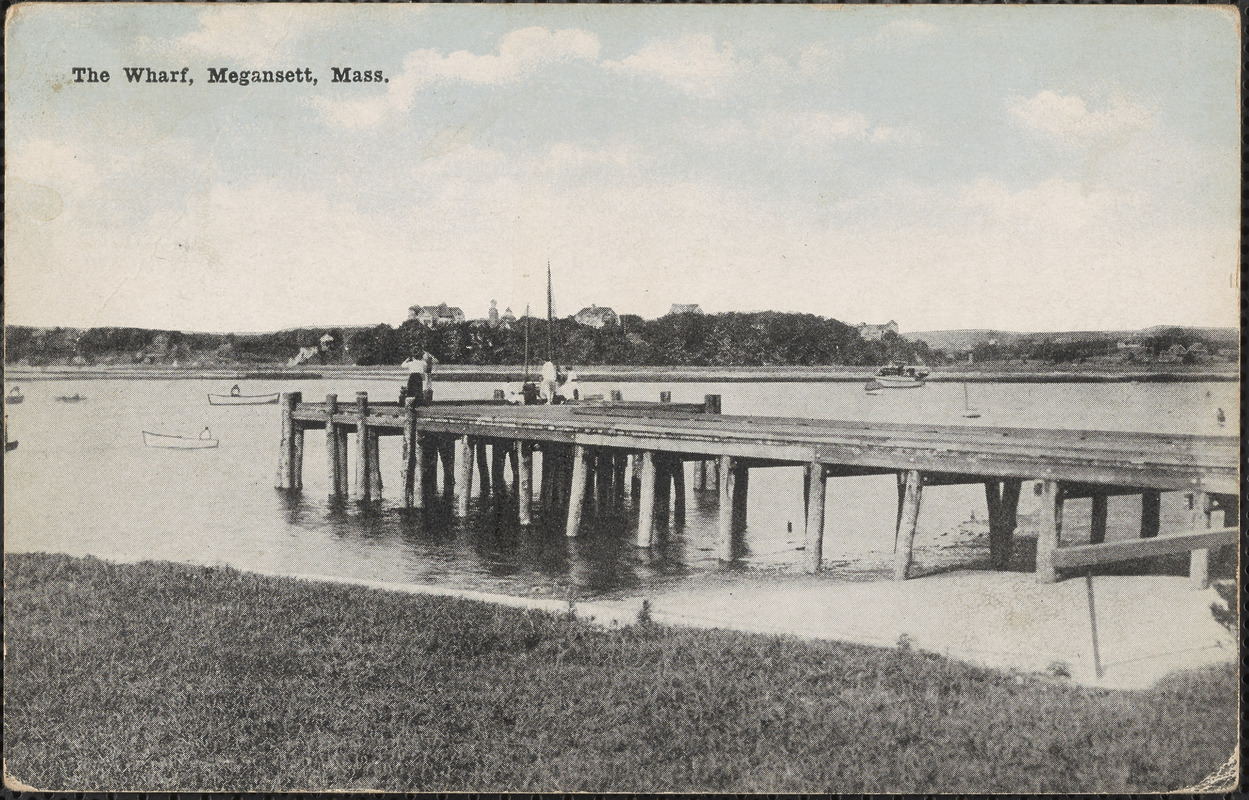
[541,360,557,403]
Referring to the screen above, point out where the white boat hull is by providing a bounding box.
[874,375,926,388]
[207,393,280,406]
[143,431,218,449]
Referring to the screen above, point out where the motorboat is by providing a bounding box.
[874,363,929,388]
[208,391,280,406]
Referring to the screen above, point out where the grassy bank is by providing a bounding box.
[4,553,1236,793]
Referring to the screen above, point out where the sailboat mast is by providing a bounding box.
[523,304,531,379]
[546,261,556,364]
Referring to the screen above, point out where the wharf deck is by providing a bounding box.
[290,401,1237,495]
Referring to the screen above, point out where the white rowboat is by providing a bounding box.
[207,392,280,406]
[143,431,219,449]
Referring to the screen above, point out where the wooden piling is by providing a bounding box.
[671,459,686,525]
[517,441,533,525]
[717,455,735,561]
[335,423,350,497]
[276,392,297,489]
[893,469,923,581]
[566,445,590,537]
[539,446,553,515]
[703,395,721,493]
[612,452,626,506]
[354,392,371,501]
[636,451,657,547]
[1035,478,1062,583]
[324,394,341,498]
[659,391,672,403]
[655,457,672,512]
[491,441,507,498]
[1089,492,1108,545]
[731,462,749,528]
[596,449,612,508]
[367,430,382,497]
[693,459,706,491]
[402,398,418,508]
[454,435,472,516]
[475,440,491,498]
[610,390,623,401]
[1190,490,1211,589]
[985,479,1022,569]
[1140,490,1161,538]
[291,417,304,491]
[804,462,826,573]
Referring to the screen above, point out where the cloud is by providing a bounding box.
[173,5,332,64]
[604,34,739,96]
[862,18,938,48]
[1009,90,1154,141]
[313,26,600,130]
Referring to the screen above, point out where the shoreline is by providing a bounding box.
[3,364,1238,384]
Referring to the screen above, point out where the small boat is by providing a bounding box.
[56,394,88,403]
[864,379,883,394]
[6,387,24,405]
[874,363,929,388]
[4,439,16,452]
[143,430,219,449]
[208,391,280,406]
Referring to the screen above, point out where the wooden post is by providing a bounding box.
[517,441,533,525]
[276,392,296,489]
[613,452,627,506]
[703,395,721,494]
[804,463,826,573]
[610,389,623,401]
[1140,490,1161,538]
[655,457,671,512]
[1190,491,1211,590]
[475,440,491,498]
[324,394,341,499]
[1035,479,1062,583]
[1090,492,1108,545]
[402,399,418,508]
[439,440,455,496]
[335,422,350,498]
[491,441,507,498]
[732,463,749,529]
[539,446,553,515]
[354,392,370,501]
[892,469,923,581]
[659,391,672,403]
[693,459,706,491]
[291,419,304,491]
[671,459,686,526]
[367,430,382,498]
[454,435,472,516]
[636,451,657,547]
[986,479,1022,569]
[565,445,590,537]
[717,455,735,561]
[596,449,612,508]
[629,453,641,502]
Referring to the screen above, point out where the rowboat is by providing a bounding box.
[142,431,219,449]
[56,394,87,403]
[208,392,280,406]
[6,388,24,405]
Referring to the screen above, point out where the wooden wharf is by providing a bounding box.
[278,391,1239,586]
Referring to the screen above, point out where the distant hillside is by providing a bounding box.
[906,326,1239,352]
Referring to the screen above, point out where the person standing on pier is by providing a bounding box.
[541,359,558,403]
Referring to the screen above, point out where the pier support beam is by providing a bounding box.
[353,392,371,501]
[368,430,382,498]
[716,455,736,561]
[475,440,491,498]
[636,451,657,547]
[1089,492,1108,545]
[1035,479,1063,583]
[335,422,350,498]
[1190,490,1211,590]
[517,441,533,525]
[804,462,826,573]
[985,479,1022,569]
[276,392,299,489]
[1140,490,1161,538]
[291,416,304,491]
[566,445,590,538]
[892,469,923,581]
[671,458,686,526]
[454,435,472,516]
[401,399,418,508]
[491,441,507,498]
[731,462,749,529]
[324,395,342,499]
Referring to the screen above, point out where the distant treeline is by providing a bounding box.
[3,317,1229,369]
[5,313,934,368]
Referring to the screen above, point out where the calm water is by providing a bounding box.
[3,377,1236,598]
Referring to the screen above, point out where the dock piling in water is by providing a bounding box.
[804,462,826,573]
[893,469,924,581]
[354,392,371,501]
[636,451,657,547]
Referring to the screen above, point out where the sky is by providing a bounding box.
[4,4,1240,334]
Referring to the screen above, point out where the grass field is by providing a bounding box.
[4,552,1237,793]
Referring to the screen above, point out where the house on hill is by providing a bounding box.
[668,303,704,315]
[574,304,619,328]
[408,303,465,327]
[857,320,899,341]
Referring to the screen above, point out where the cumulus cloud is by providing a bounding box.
[314,27,600,130]
[1009,90,1154,140]
[173,5,333,64]
[603,34,739,96]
